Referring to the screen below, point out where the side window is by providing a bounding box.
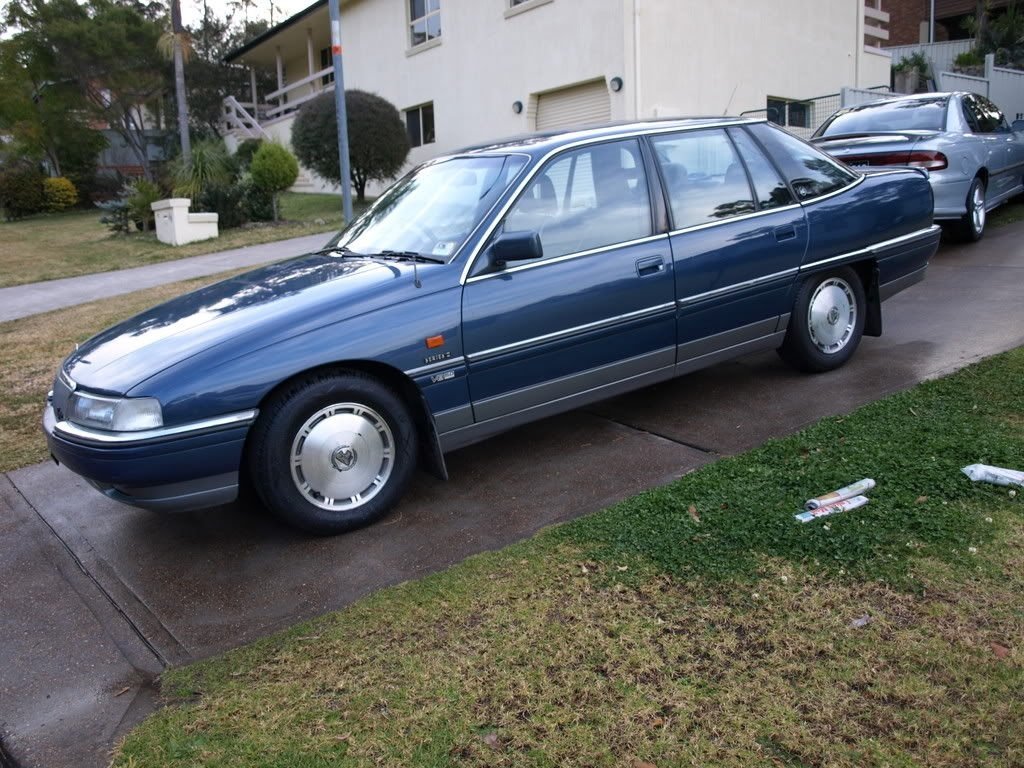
[651,128,755,229]
[962,97,982,133]
[976,96,1009,132]
[748,122,858,202]
[727,127,794,210]
[504,139,652,259]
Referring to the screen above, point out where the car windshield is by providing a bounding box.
[334,154,528,261]
[817,96,948,136]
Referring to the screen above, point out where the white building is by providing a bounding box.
[223,0,893,192]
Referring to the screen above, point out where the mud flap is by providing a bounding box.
[864,264,883,338]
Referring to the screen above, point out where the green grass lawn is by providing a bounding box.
[0,193,363,289]
[112,348,1024,768]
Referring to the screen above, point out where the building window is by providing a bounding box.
[767,97,810,129]
[406,103,435,147]
[409,0,441,48]
[319,48,335,86]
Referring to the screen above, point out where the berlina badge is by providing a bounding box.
[424,350,452,364]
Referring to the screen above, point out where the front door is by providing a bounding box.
[461,138,676,424]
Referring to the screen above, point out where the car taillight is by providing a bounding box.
[841,150,948,171]
[905,151,948,170]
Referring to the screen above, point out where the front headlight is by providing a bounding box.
[67,391,163,432]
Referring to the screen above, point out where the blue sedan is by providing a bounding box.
[812,92,1024,242]
[44,118,940,534]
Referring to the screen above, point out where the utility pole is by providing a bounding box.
[328,0,353,223]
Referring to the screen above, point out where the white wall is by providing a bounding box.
[634,0,891,118]
[339,0,628,164]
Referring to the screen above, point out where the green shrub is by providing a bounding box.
[200,181,248,230]
[250,142,299,221]
[42,177,79,212]
[96,197,131,235]
[127,178,163,231]
[171,139,236,203]
[0,166,46,219]
[238,174,274,222]
[954,50,984,68]
[235,139,263,170]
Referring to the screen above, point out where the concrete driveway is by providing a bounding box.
[2,223,1023,768]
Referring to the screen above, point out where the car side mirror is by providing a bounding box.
[490,231,543,269]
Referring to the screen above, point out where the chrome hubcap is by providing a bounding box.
[290,403,394,511]
[807,277,856,354]
[971,182,986,234]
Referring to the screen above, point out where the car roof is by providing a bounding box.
[449,116,764,159]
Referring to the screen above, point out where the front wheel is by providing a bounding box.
[778,267,866,373]
[247,371,418,535]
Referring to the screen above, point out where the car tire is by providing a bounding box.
[955,176,987,242]
[247,370,418,535]
[778,267,866,373]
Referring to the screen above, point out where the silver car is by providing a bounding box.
[812,92,1024,242]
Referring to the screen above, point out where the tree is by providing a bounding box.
[250,142,298,221]
[159,0,191,161]
[291,90,410,202]
[0,36,107,187]
[184,7,273,137]
[5,0,168,180]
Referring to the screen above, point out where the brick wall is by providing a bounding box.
[887,0,928,44]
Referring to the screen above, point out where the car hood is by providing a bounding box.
[64,252,430,394]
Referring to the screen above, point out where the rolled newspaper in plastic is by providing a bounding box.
[795,494,869,523]
[805,478,876,510]
[962,464,1024,488]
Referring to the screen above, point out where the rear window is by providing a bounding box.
[748,123,858,202]
[817,97,948,136]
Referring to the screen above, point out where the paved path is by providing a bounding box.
[0,233,331,323]
[1,224,1023,767]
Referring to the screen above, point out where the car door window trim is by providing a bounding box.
[458,120,753,285]
[464,232,670,283]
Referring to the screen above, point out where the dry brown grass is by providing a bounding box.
[0,271,244,472]
[0,193,347,288]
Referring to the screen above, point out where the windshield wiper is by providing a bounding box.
[376,250,446,264]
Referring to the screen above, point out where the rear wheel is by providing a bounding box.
[778,267,866,373]
[954,176,987,242]
[247,371,418,535]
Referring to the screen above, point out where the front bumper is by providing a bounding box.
[43,403,256,512]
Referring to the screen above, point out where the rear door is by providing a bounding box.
[461,138,676,423]
[651,126,808,369]
[963,94,1016,199]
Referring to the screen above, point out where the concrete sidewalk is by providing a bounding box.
[0,232,331,323]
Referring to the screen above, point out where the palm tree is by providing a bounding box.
[159,0,191,162]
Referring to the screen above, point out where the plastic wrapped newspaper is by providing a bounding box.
[795,495,869,523]
[804,478,876,510]
[962,464,1024,488]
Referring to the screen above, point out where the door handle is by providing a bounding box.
[636,256,665,277]
[774,225,797,242]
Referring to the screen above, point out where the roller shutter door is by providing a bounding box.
[535,80,611,130]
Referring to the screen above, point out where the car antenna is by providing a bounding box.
[413,258,421,288]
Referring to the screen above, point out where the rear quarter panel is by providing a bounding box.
[801,170,933,285]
